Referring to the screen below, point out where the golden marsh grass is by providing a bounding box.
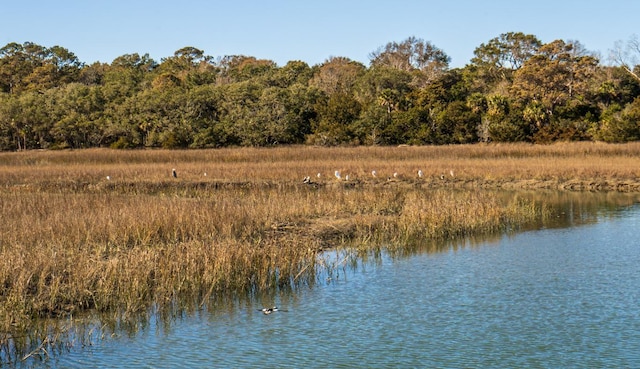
[1,142,639,190]
[1,142,639,359]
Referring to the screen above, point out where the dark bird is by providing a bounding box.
[258,306,287,315]
[172,168,177,178]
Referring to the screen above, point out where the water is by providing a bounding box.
[38,201,640,368]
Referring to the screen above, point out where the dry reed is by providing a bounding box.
[1,142,638,360]
[1,142,639,191]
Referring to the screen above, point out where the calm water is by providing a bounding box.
[38,199,640,368]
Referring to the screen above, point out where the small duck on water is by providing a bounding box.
[258,306,285,315]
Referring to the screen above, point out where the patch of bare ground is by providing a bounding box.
[269,216,362,251]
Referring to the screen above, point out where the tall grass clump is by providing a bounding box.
[397,190,546,242]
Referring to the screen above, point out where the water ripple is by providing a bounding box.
[38,204,640,368]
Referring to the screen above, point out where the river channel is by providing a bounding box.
[28,192,640,368]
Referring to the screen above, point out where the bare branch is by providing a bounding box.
[610,35,640,82]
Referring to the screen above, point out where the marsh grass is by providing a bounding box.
[1,142,640,189]
[1,142,639,362]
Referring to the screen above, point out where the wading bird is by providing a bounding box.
[334,170,341,180]
[417,170,424,178]
[172,169,177,178]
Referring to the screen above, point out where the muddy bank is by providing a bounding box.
[442,178,640,192]
[316,177,640,193]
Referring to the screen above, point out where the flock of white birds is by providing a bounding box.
[104,168,456,182]
[302,168,456,184]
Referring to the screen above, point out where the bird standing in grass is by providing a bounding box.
[172,169,177,178]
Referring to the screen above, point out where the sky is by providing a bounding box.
[2,0,639,68]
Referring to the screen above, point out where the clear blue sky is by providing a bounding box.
[2,0,638,68]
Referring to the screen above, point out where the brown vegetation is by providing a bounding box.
[2,141,640,190]
[1,142,639,359]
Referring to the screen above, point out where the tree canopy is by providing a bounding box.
[1,34,639,150]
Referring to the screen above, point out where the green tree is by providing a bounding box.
[477,95,531,142]
[103,53,156,101]
[270,60,313,88]
[188,84,227,148]
[217,80,262,146]
[354,67,413,144]
[0,93,21,149]
[1,90,55,149]
[310,92,361,145]
[409,69,475,143]
[369,36,450,85]
[0,42,82,94]
[309,57,366,95]
[46,83,106,148]
[386,106,431,144]
[0,42,46,93]
[253,87,298,145]
[148,47,218,90]
[430,101,479,144]
[592,66,640,109]
[46,45,82,84]
[593,99,640,142]
[216,55,277,84]
[511,39,599,139]
[470,32,541,90]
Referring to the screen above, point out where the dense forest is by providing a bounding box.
[1,32,640,151]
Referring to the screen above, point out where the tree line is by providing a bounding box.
[1,32,640,151]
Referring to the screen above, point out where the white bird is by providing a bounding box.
[393,172,399,178]
[334,170,341,180]
[204,172,207,177]
[317,173,321,178]
[450,170,455,178]
[371,170,377,178]
[106,175,111,181]
[417,170,424,178]
[345,174,350,181]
